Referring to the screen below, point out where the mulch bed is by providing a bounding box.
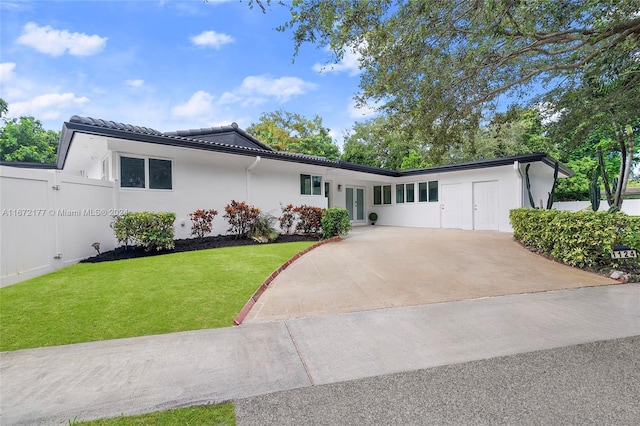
[81,234,322,263]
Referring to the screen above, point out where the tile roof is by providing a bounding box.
[49,115,571,178]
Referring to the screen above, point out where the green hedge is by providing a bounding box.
[111,212,176,251]
[510,208,640,269]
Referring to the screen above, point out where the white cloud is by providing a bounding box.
[125,79,145,88]
[16,22,107,57]
[172,90,217,119]
[536,102,563,125]
[10,92,89,119]
[313,46,362,77]
[232,75,318,104]
[348,98,380,119]
[0,62,17,83]
[170,75,316,129]
[190,30,234,49]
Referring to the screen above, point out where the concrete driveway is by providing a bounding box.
[245,226,618,323]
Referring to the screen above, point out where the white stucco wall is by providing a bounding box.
[365,164,532,232]
[105,140,331,239]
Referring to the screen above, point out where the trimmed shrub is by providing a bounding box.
[294,205,324,234]
[279,203,296,235]
[223,200,260,239]
[322,207,351,239]
[510,208,640,269]
[111,213,136,248]
[189,209,218,239]
[111,212,176,251]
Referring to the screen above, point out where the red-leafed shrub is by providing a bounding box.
[294,205,324,234]
[189,209,218,239]
[279,204,296,235]
[223,200,260,239]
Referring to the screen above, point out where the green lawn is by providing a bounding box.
[0,242,314,351]
[73,403,235,425]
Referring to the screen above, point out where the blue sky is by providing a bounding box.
[0,0,376,146]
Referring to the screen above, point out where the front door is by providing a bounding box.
[441,183,463,229]
[346,187,365,222]
[473,181,499,231]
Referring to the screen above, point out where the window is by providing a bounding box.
[300,174,322,195]
[121,157,145,188]
[428,181,439,202]
[396,183,414,203]
[419,181,438,202]
[383,185,392,204]
[396,184,404,203]
[406,183,415,203]
[374,186,382,205]
[120,156,173,190]
[373,185,392,205]
[149,159,172,189]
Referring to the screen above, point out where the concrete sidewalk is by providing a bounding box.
[2,284,639,425]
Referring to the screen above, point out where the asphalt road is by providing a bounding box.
[236,336,640,425]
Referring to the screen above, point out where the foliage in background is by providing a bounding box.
[262,0,639,137]
[342,116,432,170]
[247,109,340,160]
[510,208,640,270]
[189,209,218,239]
[1,114,60,163]
[111,212,176,251]
[223,200,260,239]
[321,207,351,239]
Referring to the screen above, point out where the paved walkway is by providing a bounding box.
[2,284,639,425]
[246,227,618,322]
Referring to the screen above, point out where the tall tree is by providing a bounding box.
[460,106,554,161]
[0,98,8,117]
[342,116,431,170]
[1,115,60,164]
[247,110,340,160]
[253,0,639,137]
[544,49,640,207]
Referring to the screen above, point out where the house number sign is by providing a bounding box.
[611,246,638,259]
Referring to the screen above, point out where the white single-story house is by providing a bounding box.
[0,116,572,286]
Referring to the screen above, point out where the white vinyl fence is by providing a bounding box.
[554,200,640,216]
[1,166,117,287]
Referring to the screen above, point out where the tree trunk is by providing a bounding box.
[620,126,635,197]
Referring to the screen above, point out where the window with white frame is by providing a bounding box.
[418,181,438,202]
[373,185,393,205]
[120,156,173,190]
[396,183,415,203]
[396,184,404,203]
[300,174,322,195]
[406,183,415,202]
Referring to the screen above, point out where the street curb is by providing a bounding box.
[233,236,342,326]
